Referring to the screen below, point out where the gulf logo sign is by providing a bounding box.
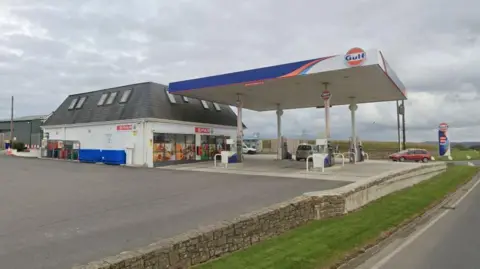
[345,47,366,67]
[439,123,448,132]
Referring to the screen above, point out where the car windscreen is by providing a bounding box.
[297,145,312,150]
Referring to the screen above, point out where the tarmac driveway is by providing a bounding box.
[0,156,349,269]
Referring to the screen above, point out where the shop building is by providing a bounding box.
[42,82,243,167]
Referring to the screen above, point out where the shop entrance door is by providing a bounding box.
[199,135,228,161]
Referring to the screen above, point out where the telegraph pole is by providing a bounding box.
[10,96,14,145]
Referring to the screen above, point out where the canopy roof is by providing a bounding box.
[168,48,407,111]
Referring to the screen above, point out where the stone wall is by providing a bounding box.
[73,162,446,269]
[305,162,447,213]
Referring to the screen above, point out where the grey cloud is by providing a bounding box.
[0,0,479,142]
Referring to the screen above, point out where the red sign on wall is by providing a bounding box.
[117,124,134,131]
[195,127,211,134]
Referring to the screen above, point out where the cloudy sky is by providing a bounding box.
[0,0,478,142]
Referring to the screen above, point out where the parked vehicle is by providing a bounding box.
[389,148,432,162]
[295,144,315,161]
[242,143,257,154]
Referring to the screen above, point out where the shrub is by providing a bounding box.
[12,141,26,152]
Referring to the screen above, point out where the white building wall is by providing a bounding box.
[43,121,147,166]
[43,119,237,168]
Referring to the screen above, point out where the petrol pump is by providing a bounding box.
[349,137,365,163]
[315,139,335,167]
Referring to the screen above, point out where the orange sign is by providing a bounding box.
[345,47,366,67]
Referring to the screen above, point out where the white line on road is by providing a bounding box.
[369,176,480,269]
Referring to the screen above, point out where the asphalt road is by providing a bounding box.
[0,156,348,269]
[356,172,480,269]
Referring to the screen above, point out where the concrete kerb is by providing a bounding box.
[72,162,447,269]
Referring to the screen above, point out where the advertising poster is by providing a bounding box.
[438,123,450,157]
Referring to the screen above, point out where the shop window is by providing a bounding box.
[185,134,195,160]
[182,96,189,103]
[201,100,209,109]
[119,89,132,103]
[199,135,228,160]
[175,134,195,161]
[213,102,221,111]
[153,133,196,163]
[105,92,118,105]
[75,96,87,109]
[68,98,78,110]
[166,89,177,103]
[98,93,108,106]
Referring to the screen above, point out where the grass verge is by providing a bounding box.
[196,165,479,269]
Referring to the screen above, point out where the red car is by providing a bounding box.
[389,148,432,162]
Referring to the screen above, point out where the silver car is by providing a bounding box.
[295,144,314,161]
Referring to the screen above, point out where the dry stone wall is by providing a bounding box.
[73,163,445,269]
[73,195,345,269]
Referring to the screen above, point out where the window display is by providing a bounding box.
[184,135,195,160]
[153,133,166,162]
[153,133,229,164]
[164,134,174,161]
[153,133,196,163]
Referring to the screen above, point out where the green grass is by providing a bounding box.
[310,140,480,161]
[196,166,479,269]
[332,140,436,152]
[437,149,480,161]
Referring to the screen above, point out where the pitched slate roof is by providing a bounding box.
[43,82,243,127]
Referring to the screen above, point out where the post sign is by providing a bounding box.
[195,127,212,134]
[321,90,331,100]
[438,122,450,157]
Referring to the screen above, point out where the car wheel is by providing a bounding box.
[399,157,405,162]
[422,157,429,163]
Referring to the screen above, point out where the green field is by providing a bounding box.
[196,165,479,269]
[328,140,479,161]
[436,149,480,161]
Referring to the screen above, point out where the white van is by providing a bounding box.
[242,143,257,154]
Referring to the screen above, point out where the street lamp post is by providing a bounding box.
[28,121,32,147]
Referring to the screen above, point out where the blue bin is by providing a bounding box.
[78,149,103,163]
[228,154,238,163]
[101,150,126,165]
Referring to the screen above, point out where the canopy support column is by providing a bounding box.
[236,94,243,162]
[276,105,283,160]
[323,83,331,139]
[349,98,358,163]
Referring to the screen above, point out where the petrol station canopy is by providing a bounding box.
[168,48,407,111]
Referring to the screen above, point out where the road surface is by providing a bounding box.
[0,156,348,269]
[356,170,480,269]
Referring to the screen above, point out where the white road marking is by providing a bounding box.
[369,176,480,269]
